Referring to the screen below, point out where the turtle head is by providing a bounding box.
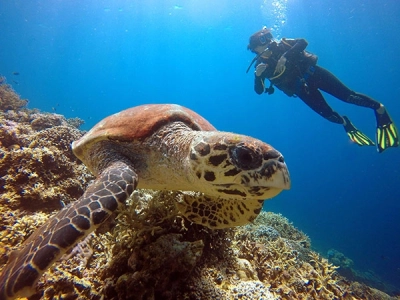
[189,132,290,200]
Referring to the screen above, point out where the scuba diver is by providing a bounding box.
[246,27,399,153]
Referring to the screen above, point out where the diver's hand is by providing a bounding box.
[274,56,287,75]
[255,63,267,77]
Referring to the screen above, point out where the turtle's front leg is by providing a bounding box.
[0,161,137,300]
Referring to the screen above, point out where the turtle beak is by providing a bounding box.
[255,157,290,200]
[261,153,291,190]
[276,155,291,189]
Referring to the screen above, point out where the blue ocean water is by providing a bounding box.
[1,0,399,292]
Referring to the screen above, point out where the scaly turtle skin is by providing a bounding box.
[0,104,290,299]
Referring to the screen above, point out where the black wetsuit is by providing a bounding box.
[254,38,381,124]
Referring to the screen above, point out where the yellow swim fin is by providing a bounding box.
[375,108,399,153]
[343,116,375,147]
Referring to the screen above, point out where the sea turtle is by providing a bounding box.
[0,104,290,299]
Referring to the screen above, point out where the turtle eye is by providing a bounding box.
[230,145,262,170]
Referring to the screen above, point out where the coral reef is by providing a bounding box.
[0,83,398,299]
[4,188,398,299]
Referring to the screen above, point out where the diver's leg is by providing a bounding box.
[310,66,398,152]
[311,66,381,109]
[297,87,344,124]
[297,88,375,146]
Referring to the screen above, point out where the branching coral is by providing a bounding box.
[305,252,343,299]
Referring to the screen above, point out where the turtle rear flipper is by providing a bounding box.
[176,192,263,229]
[0,161,137,300]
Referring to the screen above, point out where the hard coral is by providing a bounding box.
[114,234,203,299]
[0,121,91,209]
[0,109,94,273]
[0,76,28,111]
[252,211,311,248]
[30,113,84,131]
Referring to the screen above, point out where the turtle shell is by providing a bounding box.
[72,104,216,161]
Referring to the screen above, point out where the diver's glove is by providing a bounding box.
[255,63,267,77]
[274,55,287,75]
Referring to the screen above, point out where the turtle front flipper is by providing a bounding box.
[176,192,264,229]
[0,161,137,300]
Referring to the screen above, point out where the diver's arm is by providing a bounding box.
[254,76,265,94]
[282,38,308,59]
[274,38,308,75]
[254,62,267,94]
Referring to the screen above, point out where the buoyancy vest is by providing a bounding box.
[260,38,318,96]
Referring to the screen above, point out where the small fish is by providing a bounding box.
[12,71,20,75]
[12,80,19,85]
